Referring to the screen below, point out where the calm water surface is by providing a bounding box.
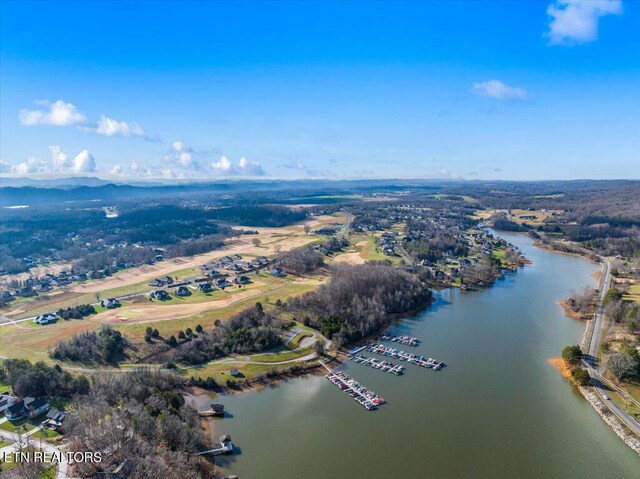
[213,232,640,478]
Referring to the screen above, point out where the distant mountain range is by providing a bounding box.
[0,177,448,207]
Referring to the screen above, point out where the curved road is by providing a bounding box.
[0,428,68,478]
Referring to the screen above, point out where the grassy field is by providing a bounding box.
[288,331,312,348]
[0,270,326,364]
[623,283,640,302]
[351,233,401,265]
[182,346,316,381]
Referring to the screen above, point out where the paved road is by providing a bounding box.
[337,213,353,239]
[583,258,640,436]
[0,427,68,478]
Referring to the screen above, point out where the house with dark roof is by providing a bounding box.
[34,313,58,325]
[270,268,286,278]
[0,394,17,413]
[100,298,121,309]
[175,285,191,297]
[150,290,170,300]
[43,409,66,429]
[24,397,50,419]
[216,278,233,289]
[198,283,214,293]
[5,401,25,420]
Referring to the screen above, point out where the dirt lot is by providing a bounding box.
[331,240,368,265]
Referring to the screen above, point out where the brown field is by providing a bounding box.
[331,240,368,265]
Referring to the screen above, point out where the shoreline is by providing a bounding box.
[531,238,640,456]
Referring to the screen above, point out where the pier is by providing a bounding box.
[320,362,385,411]
[366,343,444,370]
[380,333,420,346]
[349,353,405,375]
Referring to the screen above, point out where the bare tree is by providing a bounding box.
[607,352,636,380]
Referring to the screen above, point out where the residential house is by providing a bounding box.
[100,298,121,309]
[150,290,170,300]
[24,397,50,419]
[235,276,251,285]
[175,285,191,297]
[5,401,25,421]
[34,313,58,325]
[148,276,174,287]
[43,409,66,429]
[198,283,213,293]
[216,278,233,289]
[270,268,286,278]
[0,394,16,413]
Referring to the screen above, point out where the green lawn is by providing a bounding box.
[32,427,63,443]
[0,418,26,432]
[623,283,640,302]
[0,380,10,394]
[287,331,312,348]
[184,349,317,381]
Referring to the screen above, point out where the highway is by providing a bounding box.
[583,258,640,436]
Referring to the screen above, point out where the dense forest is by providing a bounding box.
[50,326,129,364]
[286,263,432,346]
[175,302,284,365]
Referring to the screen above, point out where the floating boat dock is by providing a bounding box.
[366,343,444,370]
[380,333,420,347]
[324,369,385,411]
[349,353,405,375]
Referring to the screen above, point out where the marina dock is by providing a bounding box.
[366,343,444,370]
[325,371,386,410]
[380,333,420,346]
[349,353,405,375]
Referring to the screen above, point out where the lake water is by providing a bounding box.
[213,232,640,478]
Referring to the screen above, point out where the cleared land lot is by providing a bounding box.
[0,213,345,321]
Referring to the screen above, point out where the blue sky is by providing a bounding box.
[1,0,638,180]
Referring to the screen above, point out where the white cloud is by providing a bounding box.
[210,156,265,176]
[93,115,147,138]
[19,100,87,126]
[49,146,71,169]
[212,155,233,172]
[19,100,152,140]
[471,80,530,101]
[238,156,265,176]
[546,0,622,45]
[164,140,200,170]
[13,157,49,175]
[110,164,123,175]
[1,147,98,176]
[72,150,97,173]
